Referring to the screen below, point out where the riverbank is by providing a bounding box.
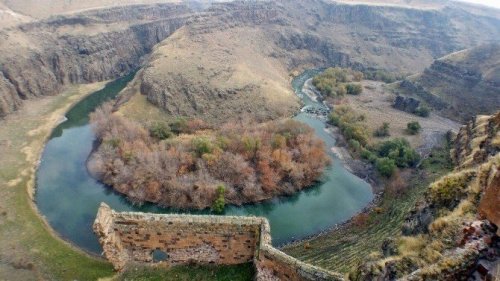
[282,74,456,274]
[301,77,381,191]
[0,82,115,280]
[282,145,453,273]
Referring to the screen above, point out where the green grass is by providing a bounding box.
[283,144,453,274]
[117,263,255,281]
[0,83,115,280]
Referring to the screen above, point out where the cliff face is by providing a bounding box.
[452,112,500,169]
[356,112,500,280]
[134,0,500,123]
[1,0,499,120]
[397,43,500,122]
[0,4,192,118]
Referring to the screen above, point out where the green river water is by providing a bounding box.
[35,70,373,254]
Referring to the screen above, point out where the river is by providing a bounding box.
[35,70,373,254]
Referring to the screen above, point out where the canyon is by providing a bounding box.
[0,0,499,280]
[396,43,500,122]
[1,0,500,121]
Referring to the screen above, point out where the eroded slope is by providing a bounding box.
[132,0,500,122]
[397,43,500,122]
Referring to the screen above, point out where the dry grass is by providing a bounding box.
[342,80,461,149]
[137,26,300,124]
[117,84,175,126]
[0,0,184,19]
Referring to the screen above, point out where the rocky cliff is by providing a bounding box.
[0,3,193,118]
[133,0,500,123]
[396,43,500,122]
[354,112,500,280]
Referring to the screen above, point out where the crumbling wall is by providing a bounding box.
[93,203,343,280]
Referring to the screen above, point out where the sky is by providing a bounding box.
[455,0,500,9]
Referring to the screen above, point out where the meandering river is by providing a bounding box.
[35,70,373,254]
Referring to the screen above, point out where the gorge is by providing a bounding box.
[0,0,499,280]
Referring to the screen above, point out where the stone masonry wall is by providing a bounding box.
[93,203,343,280]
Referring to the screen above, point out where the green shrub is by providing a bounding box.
[406,121,422,135]
[374,122,390,137]
[105,138,121,148]
[346,83,363,95]
[363,69,405,83]
[342,123,369,146]
[429,171,475,207]
[329,105,369,146]
[192,137,213,157]
[170,118,188,134]
[312,67,362,97]
[376,157,397,177]
[349,139,361,152]
[212,185,226,213]
[149,122,172,140]
[376,138,420,168]
[361,148,377,163]
[414,106,430,117]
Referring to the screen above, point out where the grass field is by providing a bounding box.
[116,263,255,281]
[343,80,460,149]
[283,144,453,274]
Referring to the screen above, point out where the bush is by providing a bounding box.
[374,122,390,137]
[376,157,397,177]
[192,137,213,157]
[376,138,420,168]
[212,185,226,213]
[407,121,422,135]
[349,139,361,152]
[329,105,369,146]
[170,118,188,134]
[363,69,404,83]
[149,122,172,140]
[429,171,475,207]
[312,67,363,97]
[361,148,377,163]
[346,83,363,95]
[414,106,430,117]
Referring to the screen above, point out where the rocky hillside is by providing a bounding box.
[132,0,500,123]
[354,112,500,280]
[396,43,500,122]
[1,0,499,120]
[0,3,193,118]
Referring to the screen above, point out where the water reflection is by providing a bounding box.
[36,70,373,254]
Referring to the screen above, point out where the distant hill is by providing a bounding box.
[1,0,499,119]
[133,0,500,123]
[396,43,500,122]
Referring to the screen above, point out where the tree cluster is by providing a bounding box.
[89,104,330,210]
[312,67,363,98]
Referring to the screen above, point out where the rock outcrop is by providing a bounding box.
[452,112,500,169]
[395,44,500,122]
[393,96,420,114]
[355,112,500,280]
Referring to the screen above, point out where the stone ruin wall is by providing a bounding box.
[93,203,344,281]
